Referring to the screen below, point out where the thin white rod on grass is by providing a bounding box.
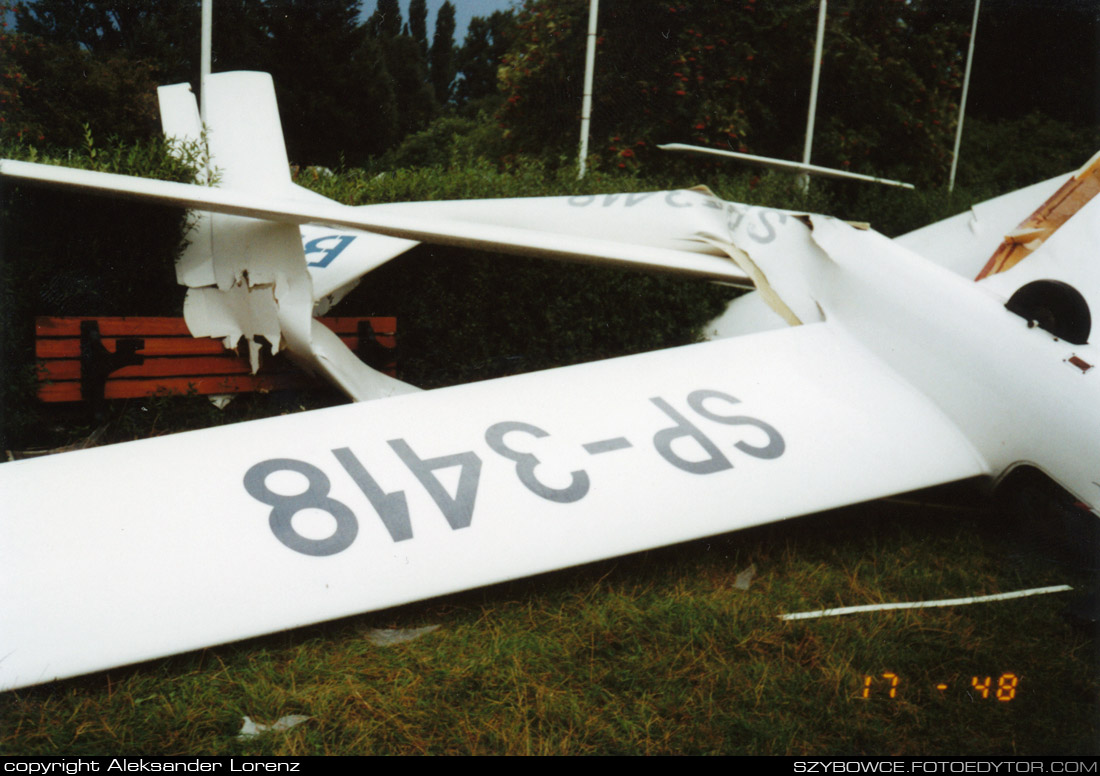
[780,585,1073,621]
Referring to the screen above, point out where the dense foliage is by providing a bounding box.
[7,0,465,166]
[7,0,1097,177]
[497,0,969,185]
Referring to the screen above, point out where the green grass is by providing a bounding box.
[2,493,1096,755]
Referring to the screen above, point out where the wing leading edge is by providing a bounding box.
[0,159,750,285]
[0,322,987,691]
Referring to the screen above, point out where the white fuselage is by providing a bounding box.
[809,217,1100,510]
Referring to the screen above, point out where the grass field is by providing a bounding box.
[2,482,1096,756]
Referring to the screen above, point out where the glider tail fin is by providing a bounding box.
[158,72,293,195]
[157,73,419,401]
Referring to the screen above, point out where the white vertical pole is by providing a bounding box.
[578,0,599,179]
[949,0,981,193]
[798,0,827,193]
[200,0,212,122]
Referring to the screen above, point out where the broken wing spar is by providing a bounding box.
[0,159,752,286]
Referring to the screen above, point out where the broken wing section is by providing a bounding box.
[977,177,1100,328]
[896,150,1100,282]
[158,72,418,400]
[0,322,987,690]
[895,175,1070,279]
[976,150,1100,281]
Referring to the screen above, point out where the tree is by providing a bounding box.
[429,0,456,104]
[966,0,1100,125]
[408,0,428,57]
[455,9,515,109]
[14,0,200,84]
[381,33,437,140]
[265,0,400,165]
[209,0,271,74]
[497,0,966,184]
[1,29,160,147]
[366,0,401,39]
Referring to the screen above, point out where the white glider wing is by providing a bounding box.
[0,322,987,690]
[0,159,750,284]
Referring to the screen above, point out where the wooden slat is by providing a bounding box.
[36,333,393,360]
[38,353,394,381]
[318,316,397,335]
[35,316,193,337]
[102,374,311,399]
[37,374,313,402]
[37,337,230,359]
[34,316,396,402]
[36,316,396,338]
[39,357,264,381]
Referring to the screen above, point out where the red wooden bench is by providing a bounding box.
[35,316,396,403]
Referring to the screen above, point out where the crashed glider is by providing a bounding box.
[1,72,1098,691]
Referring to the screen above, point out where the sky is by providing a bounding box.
[379,0,518,43]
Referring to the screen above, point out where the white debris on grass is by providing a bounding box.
[237,715,311,739]
[364,624,441,646]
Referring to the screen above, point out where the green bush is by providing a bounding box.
[0,132,204,449]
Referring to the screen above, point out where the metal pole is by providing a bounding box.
[200,0,212,122]
[949,0,981,193]
[798,0,827,193]
[577,0,599,179]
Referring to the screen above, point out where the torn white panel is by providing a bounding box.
[708,239,803,326]
[704,205,829,327]
[207,394,234,410]
[183,284,280,372]
[180,217,310,373]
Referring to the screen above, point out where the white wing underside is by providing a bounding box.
[0,322,987,691]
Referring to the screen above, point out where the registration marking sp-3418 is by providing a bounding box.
[243,389,786,557]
